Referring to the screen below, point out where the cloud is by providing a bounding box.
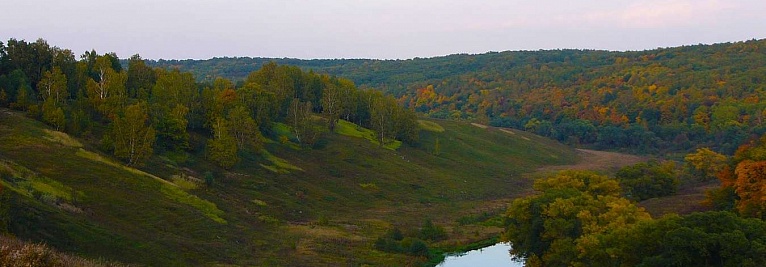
[583,0,737,29]
[620,0,735,28]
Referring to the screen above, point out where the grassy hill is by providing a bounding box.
[0,108,581,266]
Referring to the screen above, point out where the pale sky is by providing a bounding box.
[2,0,766,60]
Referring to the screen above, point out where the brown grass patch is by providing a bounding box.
[0,235,129,267]
[639,180,719,217]
[537,149,646,174]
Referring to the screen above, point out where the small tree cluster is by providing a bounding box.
[615,160,678,201]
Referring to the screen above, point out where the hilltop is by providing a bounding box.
[148,39,766,154]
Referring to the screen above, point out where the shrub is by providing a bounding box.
[401,237,429,256]
[204,171,214,187]
[616,160,678,201]
[374,237,402,253]
[419,219,447,241]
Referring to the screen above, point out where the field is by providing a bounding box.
[0,108,629,266]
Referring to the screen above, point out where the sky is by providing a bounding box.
[2,0,766,60]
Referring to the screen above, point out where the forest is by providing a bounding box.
[149,39,766,155]
[0,38,419,168]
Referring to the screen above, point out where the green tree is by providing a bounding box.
[370,94,397,147]
[126,54,156,99]
[153,103,190,150]
[151,68,197,149]
[5,38,53,90]
[685,147,729,181]
[41,98,65,130]
[12,84,32,110]
[207,118,238,169]
[37,66,67,104]
[86,55,127,116]
[110,103,156,166]
[503,171,650,267]
[394,107,419,145]
[226,105,263,151]
[615,160,678,201]
[287,98,323,146]
[237,82,278,130]
[321,79,342,131]
[583,211,766,267]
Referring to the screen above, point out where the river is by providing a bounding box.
[437,243,524,267]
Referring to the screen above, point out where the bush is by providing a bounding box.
[204,171,214,187]
[402,237,429,256]
[419,219,447,241]
[374,237,402,253]
[386,227,404,241]
[374,227,433,259]
[616,160,679,201]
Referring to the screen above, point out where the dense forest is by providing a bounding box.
[149,39,766,154]
[0,38,418,168]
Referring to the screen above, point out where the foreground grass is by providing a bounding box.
[0,235,127,267]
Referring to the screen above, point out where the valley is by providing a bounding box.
[3,37,766,266]
[0,107,605,266]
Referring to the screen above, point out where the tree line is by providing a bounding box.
[150,39,766,154]
[0,38,418,168]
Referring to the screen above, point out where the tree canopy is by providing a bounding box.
[0,38,420,169]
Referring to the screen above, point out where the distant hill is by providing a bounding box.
[0,108,581,266]
[148,39,766,154]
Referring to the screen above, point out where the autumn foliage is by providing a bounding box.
[707,135,766,218]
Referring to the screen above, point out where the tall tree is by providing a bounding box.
[370,95,397,146]
[111,103,156,166]
[287,98,312,145]
[37,66,67,104]
[126,54,156,99]
[206,117,238,169]
[86,55,127,116]
[321,78,342,131]
[226,105,262,151]
[150,68,197,150]
[5,38,53,91]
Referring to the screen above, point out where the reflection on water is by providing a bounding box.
[437,243,524,267]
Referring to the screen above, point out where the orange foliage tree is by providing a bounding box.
[708,135,766,218]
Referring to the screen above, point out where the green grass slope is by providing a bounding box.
[0,109,579,266]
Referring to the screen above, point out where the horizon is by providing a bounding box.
[142,37,763,61]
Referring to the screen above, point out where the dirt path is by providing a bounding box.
[538,149,646,173]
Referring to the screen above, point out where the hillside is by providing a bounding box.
[0,108,583,266]
[148,39,766,154]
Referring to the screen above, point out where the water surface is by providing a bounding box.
[437,243,524,267]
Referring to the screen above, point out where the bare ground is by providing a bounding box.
[537,148,647,174]
[639,180,719,217]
